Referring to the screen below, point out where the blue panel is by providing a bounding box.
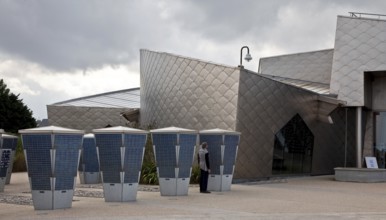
[178,134,196,167]
[55,176,75,190]
[223,135,239,174]
[54,134,83,190]
[22,134,52,190]
[152,134,177,167]
[102,171,120,183]
[178,167,191,178]
[199,134,222,175]
[123,148,143,183]
[122,134,147,183]
[123,134,147,148]
[79,138,99,172]
[0,149,11,177]
[95,134,122,183]
[2,138,18,150]
[158,166,175,178]
[31,177,51,190]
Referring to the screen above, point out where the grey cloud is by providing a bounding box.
[0,0,173,71]
[0,0,386,73]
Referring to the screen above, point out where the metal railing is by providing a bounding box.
[349,12,386,19]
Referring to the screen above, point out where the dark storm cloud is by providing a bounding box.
[0,0,385,72]
[0,0,173,71]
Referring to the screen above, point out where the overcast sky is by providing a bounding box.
[0,0,385,120]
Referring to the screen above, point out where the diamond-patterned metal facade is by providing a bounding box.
[140,50,356,179]
[140,50,239,130]
[330,16,386,106]
[47,106,130,133]
[259,49,334,84]
[236,70,356,178]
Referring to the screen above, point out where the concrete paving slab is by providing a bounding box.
[1,172,386,219]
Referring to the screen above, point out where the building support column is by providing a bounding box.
[356,107,363,168]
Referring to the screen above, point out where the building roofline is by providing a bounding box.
[140,49,240,70]
[345,12,386,22]
[50,87,140,106]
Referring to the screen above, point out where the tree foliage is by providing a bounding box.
[0,79,37,133]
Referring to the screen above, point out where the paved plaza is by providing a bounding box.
[2,172,386,219]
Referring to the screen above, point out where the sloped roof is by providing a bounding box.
[51,87,140,108]
[261,74,331,96]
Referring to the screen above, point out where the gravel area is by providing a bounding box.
[0,184,160,206]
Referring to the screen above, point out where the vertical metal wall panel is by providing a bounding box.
[140,49,240,130]
[259,49,333,84]
[330,16,386,106]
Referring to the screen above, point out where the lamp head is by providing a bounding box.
[244,53,252,62]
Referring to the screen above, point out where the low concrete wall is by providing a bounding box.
[335,167,386,183]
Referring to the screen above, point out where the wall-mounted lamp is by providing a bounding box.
[239,46,252,68]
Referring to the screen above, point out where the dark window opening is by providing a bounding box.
[272,114,314,175]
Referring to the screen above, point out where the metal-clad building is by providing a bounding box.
[140,13,386,179]
[47,88,140,132]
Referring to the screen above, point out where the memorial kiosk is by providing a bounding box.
[78,134,100,184]
[0,130,17,191]
[150,127,197,196]
[4,133,18,185]
[93,126,148,202]
[19,126,84,210]
[199,128,240,192]
[1,133,18,186]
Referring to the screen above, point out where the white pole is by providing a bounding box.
[356,107,363,168]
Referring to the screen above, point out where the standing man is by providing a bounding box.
[198,142,210,193]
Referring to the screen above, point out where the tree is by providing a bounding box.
[0,79,37,133]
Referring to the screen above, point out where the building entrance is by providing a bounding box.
[272,114,314,175]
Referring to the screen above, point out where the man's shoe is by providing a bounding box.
[201,191,211,193]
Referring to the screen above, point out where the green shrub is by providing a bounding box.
[12,137,27,172]
[190,165,200,184]
[140,162,158,185]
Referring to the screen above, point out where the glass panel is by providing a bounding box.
[272,114,314,175]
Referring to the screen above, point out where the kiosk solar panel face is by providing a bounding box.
[223,135,239,174]
[123,169,140,183]
[102,171,120,183]
[158,166,175,178]
[54,135,82,190]
[178,166,191,178]
[55,176,75,190]
[123,148,143,183]
[123,134,147,148]
[2,138,18,150]
[95,134,122,172]
[152,134,177,167]
[0,149,11,177]
[199,134,222,175]
[22,135,52,190]
[81,138,99,172]
[178,134,196,168]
